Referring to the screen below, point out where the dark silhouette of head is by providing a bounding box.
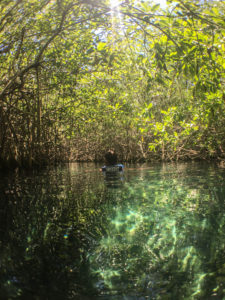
[105,150,117,165]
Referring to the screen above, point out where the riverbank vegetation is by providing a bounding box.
[0,0,225,168]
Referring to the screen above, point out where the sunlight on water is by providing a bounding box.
[89,163,225,298]
[1,162,225,299]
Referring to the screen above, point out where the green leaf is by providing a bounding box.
[97,42,106,51]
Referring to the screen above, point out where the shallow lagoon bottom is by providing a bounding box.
[0,162,225,299]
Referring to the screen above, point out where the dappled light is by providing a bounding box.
[89,163,225,298]
[1,162,224,298]
[0,0,224,167]
[0,0,225,298]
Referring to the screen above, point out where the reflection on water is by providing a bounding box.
[103,170,124,189]
[0,162,225,299]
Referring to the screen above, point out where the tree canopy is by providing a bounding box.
[0,0,224,168]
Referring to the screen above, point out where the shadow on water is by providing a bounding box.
[0,162,225,299]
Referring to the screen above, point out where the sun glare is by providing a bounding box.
[109,0,167,36]
[110,0,120,9]
[157,0,167,8]
[109,0,167,12]
[110,0,123,34]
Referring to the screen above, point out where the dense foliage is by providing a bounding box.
[0,0,225,168]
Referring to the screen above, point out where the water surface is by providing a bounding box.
[0,162,225,299]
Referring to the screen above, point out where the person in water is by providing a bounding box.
[101,150,124,172]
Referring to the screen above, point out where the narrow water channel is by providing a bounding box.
[0,162,225,299]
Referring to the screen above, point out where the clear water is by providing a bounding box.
[0,162,225,299]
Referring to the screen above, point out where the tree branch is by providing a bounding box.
[123,11,181,50]
[0,0,23,32]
